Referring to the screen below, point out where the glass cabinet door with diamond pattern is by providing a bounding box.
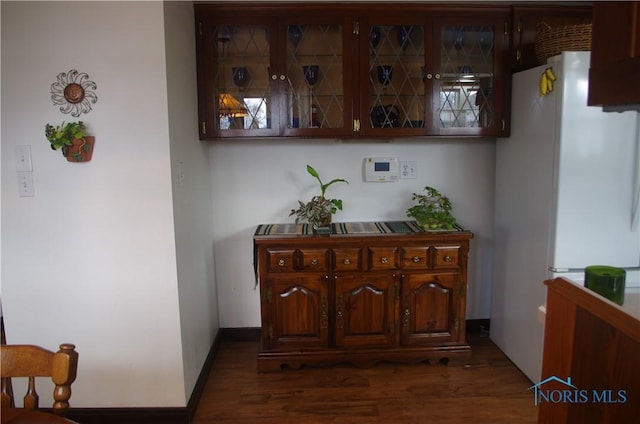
[360,18,428,136]
[196,12,353,139]
[360,13,508,137]
[431,16,509,136]
[196,17,280,138]
[280,16,353,137]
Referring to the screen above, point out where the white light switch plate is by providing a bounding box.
[15,145,33,172]
[17,171,34,197]
[400,161,417,179]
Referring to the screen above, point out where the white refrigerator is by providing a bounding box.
[491,51,640,383]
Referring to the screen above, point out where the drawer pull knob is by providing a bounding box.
[311,258,319,265]
[380,256,388,264]
[443,255,453,263]
[412,256,420,263]
[343,258,351,265]
[278,259,286,267]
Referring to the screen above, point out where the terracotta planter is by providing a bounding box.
[63,136,95,162]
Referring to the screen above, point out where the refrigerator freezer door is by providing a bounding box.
[549,52,639,271]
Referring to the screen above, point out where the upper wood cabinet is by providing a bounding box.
[194,4,510,140]
[361,13,510,137]
[510,4,592,72]
[587,1,640,108]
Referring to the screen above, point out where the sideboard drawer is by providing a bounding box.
[368,247,398,270]
[333,248,362,271]
[267,249,296,272]
[433,245,460,269]
[400,246,430,269]
[299,248,329,271]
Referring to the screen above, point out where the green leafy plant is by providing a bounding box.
[45,121,87,151]
[406,186,457,230]
[290,164,349,228]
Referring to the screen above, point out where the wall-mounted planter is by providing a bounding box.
[45,122,95,163]
[62,136,95,162]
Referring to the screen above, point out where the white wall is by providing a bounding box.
[0,1,214,408]
[211,138,495,326]
[163,1,218,401]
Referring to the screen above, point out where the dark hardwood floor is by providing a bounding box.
[192,333,538,423]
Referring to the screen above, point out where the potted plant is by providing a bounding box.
[290,164,348,233]
[45,121,95,162]
[406,186,457,230]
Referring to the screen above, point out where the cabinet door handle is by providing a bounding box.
[380,256,389,264]
[434,73,441,80]
[279,75,286,81]
[343,258,351,265]
[336,295,343,329]
[278,259,286,267]
[412,256,420,263]
[426,73,433,80]
[271,74,278,80]
[403,307,410,327]
[321,295,328,329]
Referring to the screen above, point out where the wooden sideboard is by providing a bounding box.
[253,221,473,371]
[539,277,640,423]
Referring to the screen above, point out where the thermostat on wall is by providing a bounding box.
[364,157,399,182]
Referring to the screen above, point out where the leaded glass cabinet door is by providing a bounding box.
[201,20,279,138]
[432,18,508,136]
[281,18,352,137]
[361,20,427,136]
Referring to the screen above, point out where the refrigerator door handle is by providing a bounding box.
[549,266,640,273]
[548,267,582,273]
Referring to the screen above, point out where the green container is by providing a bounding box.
[584,265,626,306]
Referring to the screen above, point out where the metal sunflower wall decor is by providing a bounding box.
[50,69,98,117]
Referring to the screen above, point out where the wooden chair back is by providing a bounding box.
[0,343,78,416]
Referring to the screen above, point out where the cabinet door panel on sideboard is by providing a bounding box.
[264,273,330,351]
[334,272,398,348]
[401,272,461,346]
